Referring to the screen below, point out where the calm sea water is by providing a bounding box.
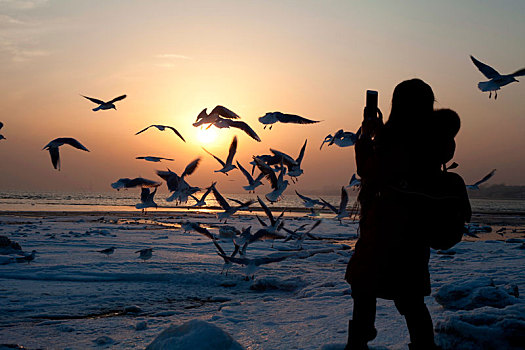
[0,190,524,214]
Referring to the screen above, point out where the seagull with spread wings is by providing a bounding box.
[211,183,254,222]
[135,187,158,213]
[157,158,201,203]
[295,190,324,208]
[466,169,496,190]
[258,112,320,129]
[193,106,261,142]
[135,124,185,142]
[190,182,215,207]
[203,136,238,175]
[136,156,174,163]
[81,94,126,111]
[320,129,360,149]
[253,157,289,203]
[470,55,525,99]
[321,186,350,223]
[236,161,264,193]
[42,137,89,170]
[111,177,161,190]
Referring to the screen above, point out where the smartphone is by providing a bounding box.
[365,90,378,120]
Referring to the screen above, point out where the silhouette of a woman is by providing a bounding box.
[345,79,441,350]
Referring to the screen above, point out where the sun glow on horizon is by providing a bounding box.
[196,126,218,145]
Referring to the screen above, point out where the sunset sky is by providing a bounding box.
[1,0,524,194]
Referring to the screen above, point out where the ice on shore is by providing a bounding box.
[435,303,525,350]
[146,319,244,350]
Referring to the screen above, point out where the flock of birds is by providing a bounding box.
[0,55,519,266]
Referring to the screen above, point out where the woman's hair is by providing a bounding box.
[384,79,435,136]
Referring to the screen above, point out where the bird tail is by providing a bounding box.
[92,106,102,112]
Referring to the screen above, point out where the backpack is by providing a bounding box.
[424,171,472,250]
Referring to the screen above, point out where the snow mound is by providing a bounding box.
[435,277,519,310]
[435,303,525,350]
[250,276,307,292]
[146,319,244,350]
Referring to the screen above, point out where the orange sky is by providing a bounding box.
[0,0,524,194]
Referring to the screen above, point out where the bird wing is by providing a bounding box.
[211,185,230,210]
[295,190,312,202]
[295,139,307,164]
[61,138,89,152]
[200,182,215,201]
[182,158,201,177]
[510,68,525,77]
[339,186,349,213]
[135,125,153,135]
[253,157,278,188]
[224,120,261,142]
[107,94,127,104]
[203,147,225,167]
[470,56,500,79]
[140,188,150,202]
[225,136,237,165]
[48,147,60,170]
[166,126,186,142]
[474,169,496,187]
[0,122,3,130]
[236,161,254,183]
[276,113,320,124]
[257,196,275,226]
[195,108,208,122]
[81,95,104,105]
[320,198,338,214]
[269,149,297,167]
[129,177,161,188]
[211,105,240,119]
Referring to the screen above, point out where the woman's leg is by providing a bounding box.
[346,292,377,350]
[394,297,436,349]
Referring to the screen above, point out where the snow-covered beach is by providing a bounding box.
[1,209,524,350]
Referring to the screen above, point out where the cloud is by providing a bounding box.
[0,0,48,10]
[0,37,50,63]
[155,53,192,60]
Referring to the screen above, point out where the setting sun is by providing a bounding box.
[196,125,218,144]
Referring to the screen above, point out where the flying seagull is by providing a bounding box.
[295,190,324,208]
[156,158,201,203]
[111,177,161,190]
[466,169,496,190]
[236,161,264,193]
[136,156,174,162]
[211,183,254,222]
[321,186,350,223]
[136,187,158,213]
[470,55,525,99]
[320,129,360,149]
[193,106,261,142]
[81,94,126,111]
[190,182,215,207]
[203,136,238,175]
[258,112,320,129]
[253,157,289,203]
[42,137,89,170]
[135,124,185,142]
[0,122,5,140]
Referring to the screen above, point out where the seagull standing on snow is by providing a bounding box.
[42,138,89,170]
[203,136,238,175]
[258,112,320,129]
[81,94,126,111]
[136,248,153,261]
[466,169,496,190]
[470,55,525,99]
[135,125,185,142]
[97,247,115,257]
[136,156,174,163]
